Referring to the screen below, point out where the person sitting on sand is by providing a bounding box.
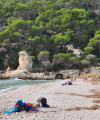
[37,97,50,108]
[70,77,73,82]
[70,76,76,82]
[73,76,76,82]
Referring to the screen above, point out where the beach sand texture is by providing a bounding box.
[0,78,100,120]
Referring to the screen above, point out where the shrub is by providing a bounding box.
[37,51,50,61]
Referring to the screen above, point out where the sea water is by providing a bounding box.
[0,78,52,94]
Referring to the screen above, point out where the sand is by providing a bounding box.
[0,78,100,120]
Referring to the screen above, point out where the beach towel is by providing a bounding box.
[4,108,16,114]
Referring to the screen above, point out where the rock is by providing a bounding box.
[0,69,80,79]
[31,72,54,80]
[17,51,32,71]
[6,67,11,72]
[31,70,79,80]
[56,69,79,79]
[0,51,33,79]
[6,70,31,79]
[66,44,83,58]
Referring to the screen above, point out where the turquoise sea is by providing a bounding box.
[0,78,52,94]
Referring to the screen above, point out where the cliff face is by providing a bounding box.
[17,51,32,71]
[0,69,79,79]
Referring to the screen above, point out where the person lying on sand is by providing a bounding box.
[62,81,72,85]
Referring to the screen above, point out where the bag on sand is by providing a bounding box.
[15,99,24,112]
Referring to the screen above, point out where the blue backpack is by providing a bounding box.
[15,99,24,112]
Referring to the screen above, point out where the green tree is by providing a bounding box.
[85,29,100,59]
[37,51,50,61]
[0,18,33,51]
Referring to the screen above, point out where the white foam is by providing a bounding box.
[0,85,29,94]
[10,78,23,81]
[0,86,14,94]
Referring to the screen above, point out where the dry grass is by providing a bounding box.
[79,73,100,84]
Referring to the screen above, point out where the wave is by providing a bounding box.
[0,85,29,94]
[0,86,15,94]
[10,78,23,81]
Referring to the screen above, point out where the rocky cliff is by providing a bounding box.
[17,51,32,71]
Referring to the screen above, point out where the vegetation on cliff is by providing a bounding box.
[0,0,100,71]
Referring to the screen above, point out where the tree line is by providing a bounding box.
[0,0,100,71]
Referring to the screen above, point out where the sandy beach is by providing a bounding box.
[0,78,100,120]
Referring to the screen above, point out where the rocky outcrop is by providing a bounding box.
[66,44,83,58]
[0,69,79,79]
[6,67,11,72]
[1,70,31,79]
[56,69,79,78]
[31,72,55,79]
[0,51,33,79]
[30,69,79,80]
[17,51,32,71]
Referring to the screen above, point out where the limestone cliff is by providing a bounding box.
[17,51,32,71]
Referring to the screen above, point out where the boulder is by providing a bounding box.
[6,70,31,79]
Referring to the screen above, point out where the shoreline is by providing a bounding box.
[0,85,29,95]
[0,79,53,94]
[0,78,100,120]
